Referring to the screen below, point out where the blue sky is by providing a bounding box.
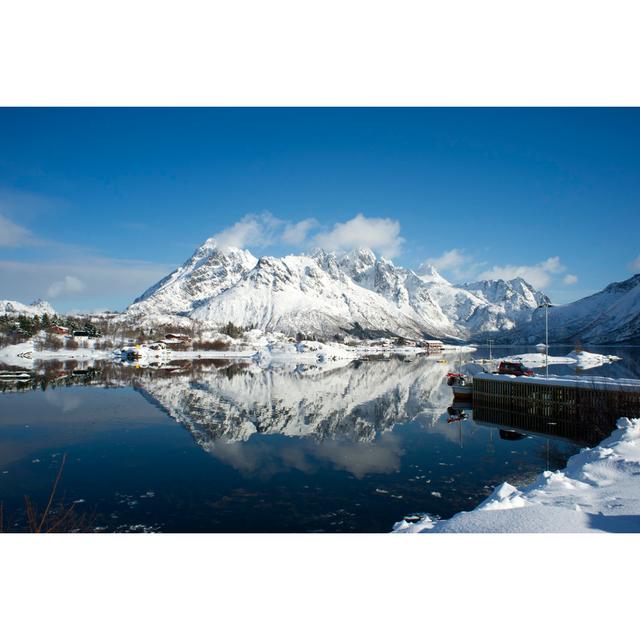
[1,108,639,312]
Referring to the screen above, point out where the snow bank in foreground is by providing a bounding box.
[393,417,640,533]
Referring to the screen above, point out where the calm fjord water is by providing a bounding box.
[1,346,638,533]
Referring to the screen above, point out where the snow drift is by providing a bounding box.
[394,417,640,533]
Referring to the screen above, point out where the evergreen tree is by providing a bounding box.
[222,322,243,339]
[18,315,35,335]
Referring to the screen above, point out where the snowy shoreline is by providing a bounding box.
[0,336,476,369]
[394,417,640,533]
[492,349,622,371]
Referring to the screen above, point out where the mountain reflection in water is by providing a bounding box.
[0,353,609,532]
[133,357,451,445]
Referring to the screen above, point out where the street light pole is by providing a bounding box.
[545,303,549,377]
[538,299,552,378]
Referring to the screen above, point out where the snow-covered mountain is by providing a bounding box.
[333,251,547,337]
[1,299,56,317]
[455,277,549,334]
[490,273,640,345]
[127,240,257,322]
[408,268,547,338]
[189,251,447,338]
[460,277,548,312]
[127,242,459,338]
[329,248,457,336]
[124,236,550,340]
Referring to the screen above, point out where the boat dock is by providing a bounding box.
[471,373,640,446]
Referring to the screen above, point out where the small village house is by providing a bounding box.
[51,325,70,335]
[421,339,444,352]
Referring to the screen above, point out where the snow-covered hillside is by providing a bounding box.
[416,274,546,337]
[123,236,550,340]
[458,277,549,331]
[485,273,640,345]
[190,253,437,338]
[1,299,56,317]
[127,240,257,322]
[333,249,457,336]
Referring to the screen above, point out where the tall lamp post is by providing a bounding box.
[537,299,553,377]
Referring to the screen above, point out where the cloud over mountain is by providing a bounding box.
[479,256,566,290]
[47,275,85,298]
[312,214,404,258]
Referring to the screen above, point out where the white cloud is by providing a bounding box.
[630,255,640,272]
[423,248,480,280]
[282,218,318,245]
[47,275,86,298]
[312,214,404,258]
[212,212,403,257]
[211,213,282,250]
[212,212,320,251]
[563,274,578,285]
[211,212,404,257]
[0,214,34,247]
[421,248,486,282]
[426,248,465,272]
[0,258,173,311]
[540,256,564,274]
[479,256,566,289]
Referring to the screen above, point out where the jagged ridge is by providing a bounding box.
[124,238,550,340]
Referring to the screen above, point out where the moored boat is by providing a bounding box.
[447,372,473,401]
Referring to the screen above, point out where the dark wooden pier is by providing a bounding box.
[472,373,640,446]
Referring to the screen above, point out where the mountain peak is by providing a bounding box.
[603,273,640,295]
[197,237,256,261]
[30,299,56,315]
[340,247,377,265]
[1,299,56,317]
[125,232,637,344]
[127,237,258,315]
[415,263,450,285]
[335,248,378,279]
[351,247,377,260]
